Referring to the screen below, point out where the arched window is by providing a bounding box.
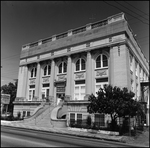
[102,55,108,67]
[76,58,86,71]
[31,67,37,78]
[96,54,108,68]
[44,65,51,76]
[58,62,67,74]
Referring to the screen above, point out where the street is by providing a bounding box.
[1,125,137,147]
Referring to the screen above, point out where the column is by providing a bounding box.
[132,57,137,99]
[65,55,72,101]
[22,66,28,98]
[85,51,92,100]
[17,66,27,98]
[16,66,22,97]
[137,63,141,101]
[49,59,55,102]
[35,62,41,99]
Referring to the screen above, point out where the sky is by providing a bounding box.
[1,1,149,86]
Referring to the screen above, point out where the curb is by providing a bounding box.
[2,123,145,147]
[1,123,123,143]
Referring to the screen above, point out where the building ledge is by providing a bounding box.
[13,101,42,105]
[67,100,90,105]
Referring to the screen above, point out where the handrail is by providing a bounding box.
[23,102,48,122]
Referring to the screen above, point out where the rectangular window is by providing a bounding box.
[77,114,82,125]
[43,84,50,87]
[75,80,85,85]
[30,85,35,89]
[74,84,85,100]
[23,111,26,118]
[95,114,105,127]
[96,78,108,83]
[29,89,35,101]
[70,113,75,125]
[27,111,30,117]
[42,88,49,99]
[95,79,108,96]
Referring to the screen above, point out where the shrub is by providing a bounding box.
[86,115,92,127]
[17,111,21,119]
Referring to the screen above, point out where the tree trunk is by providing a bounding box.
[110,115,117,131]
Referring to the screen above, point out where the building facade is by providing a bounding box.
[13,13,149,126]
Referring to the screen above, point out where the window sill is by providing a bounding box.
[95,67,108,71]
[57,73,67,76]
[42,75,50,78]
[29,77,36,80]
[74,70,86,74]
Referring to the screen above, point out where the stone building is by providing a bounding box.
[13,12,149,127]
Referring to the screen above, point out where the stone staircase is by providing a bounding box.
[13,101,68,128]
[21,104,54,128]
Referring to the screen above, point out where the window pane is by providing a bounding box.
[96,55,101,68]
[103,55,108,67]
[63,62,67,73]
[81,59,85,70]
[23,111,26,117]
[44,66,47,76]
[75,86,79,93]
[29,90,32,100]
[77,114,82,124]
[70,113,75,120]
[80,94,85,100]
[31,69,34,77]
[75,94,79,100]
[34,68,37,77]
[46,89,49,98]
[96,85,101,93]
[27,111,30,117]
[99,114,105,126]
[70,113,75,125]
[76,60,80,71]
[59,63,62,73]
[33,90,35,99]
[48,65,51,75]
[81,86,85,93]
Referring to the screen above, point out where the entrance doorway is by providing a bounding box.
[56,93,65,105]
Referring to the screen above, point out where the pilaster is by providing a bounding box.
[22,66,28,98]
[65,55,72,101]
[109,44,131,89]
[35,62,41,98]
[137,63,141,100]
[85,51,92,100]
[17,66,27,98]
[49,59,55,102]
[132,56,137,98]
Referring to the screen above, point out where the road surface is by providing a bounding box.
[1,125,137,147]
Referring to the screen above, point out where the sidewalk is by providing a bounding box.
[1,120,146,147]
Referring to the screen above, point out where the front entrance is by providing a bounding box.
[56,93,65,105]
[54,80,66,106]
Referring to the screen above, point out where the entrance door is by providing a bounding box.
[56,93,65,105]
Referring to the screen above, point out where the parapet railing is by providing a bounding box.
[22,13,125,50]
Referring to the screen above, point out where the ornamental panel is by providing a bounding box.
[95,69,108,78]
[42,77,50,83]
[29,78,36,85]
[57,75,66,81]
[74,72,85,80]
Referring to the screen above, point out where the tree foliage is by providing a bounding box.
[87,85,144,130]
[1,81,17,113]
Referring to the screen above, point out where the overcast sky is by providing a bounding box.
[1,1,149,86]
